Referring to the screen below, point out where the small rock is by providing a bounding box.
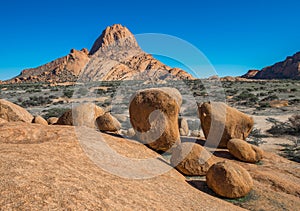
[47,117,59,125]
[126,128,136,137]
[171,143,217,176]
[178,117,189,136]
[190,130,201,137]
[206,161,253,198]
[96,113,121,132]
[227,139,264,163]
[32,115,48,126]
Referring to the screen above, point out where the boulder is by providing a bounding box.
[0,99,33,122]
[126,128,136,137]
[56,103,105,128]
[198,102,254,148]
[129,88,181,151]
[56,109,73,125]
[32,115,48,126]
[178,117,189,136]
[190,130,202,137]
[206,161,253,198]
[47,117,59,125]
[171,143,217,176]
[227,139,264,163]
[96,113,121,132]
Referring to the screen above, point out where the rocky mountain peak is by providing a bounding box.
[89,24,138,55]
[3,24,194,84]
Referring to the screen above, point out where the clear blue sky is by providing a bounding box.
[1,0,300,80]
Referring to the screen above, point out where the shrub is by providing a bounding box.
[63,89,74,98]
[267,115,300,136]
[261,95,278,102]
[77,87,89,96]
[246,128,268,146]
[21,96,52,107]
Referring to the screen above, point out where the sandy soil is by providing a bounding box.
[251,115,295,152]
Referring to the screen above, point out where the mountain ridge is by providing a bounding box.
[242,52,300,80]
[3,24,194,84]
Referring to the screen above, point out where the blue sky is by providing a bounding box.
[1,0,300,80]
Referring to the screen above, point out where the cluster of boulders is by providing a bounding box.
[0,99,121,133]
[0,86,265,199]
[128,88,264,199]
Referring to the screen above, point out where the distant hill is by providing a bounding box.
[242,52,300,80]
[3,24,194,84]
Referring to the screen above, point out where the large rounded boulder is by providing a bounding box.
[206,161,253,198]
[171,142,217,176]
[96,112,121,132]
[57,103,104,128]
[0,99,33,122]
[227,139,263,163]
[129,87,181,151]
[198,102,254,148]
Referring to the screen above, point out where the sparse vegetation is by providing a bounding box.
[246,128,268,146]
[267,115,300,162]
[42,107,70,119]
[63,89,74,98]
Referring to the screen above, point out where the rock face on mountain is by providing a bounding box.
[242,52,300,79]
[89,24,139,55]
[241,70,260,79]
[80,24,194,81]
[6,49,90,84]
[4,24,194,84]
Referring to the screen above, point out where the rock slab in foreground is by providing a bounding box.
[0,122,244,210]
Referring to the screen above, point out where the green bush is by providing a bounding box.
[63,89,74,98]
